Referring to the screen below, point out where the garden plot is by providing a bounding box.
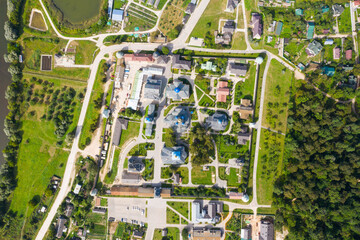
[125,4,158,32]
[29,9,47,31]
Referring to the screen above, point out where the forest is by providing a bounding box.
[273,82,360,239]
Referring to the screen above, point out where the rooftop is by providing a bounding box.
[166,79,190,101]
[164,107,191,133]
[161,146,187,165]
[206,112,229,131]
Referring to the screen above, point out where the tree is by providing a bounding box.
[4,21,18,41]
[8,64,21,76]
[162,46,170,55]
[189,126,214,165]
[164,128,176,147]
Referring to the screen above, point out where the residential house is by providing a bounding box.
[346,49,352,60]
[166,79,190,101]
[332,4,344,17]
[275,21,283,36]
[333,47,341,60]
[201,61,217,71]
[268,20,276,33]
[144,77,162,100]
[172,55,191,70]
[238,126,251,145]
[161,146,187,165]
[164,107,191,133]
[307,22,315,39]
[133,230,145,239]
[250,13,262,39]
[112,9,124,21]
[214,21,235,45]
[190,227,222,240]
[324,39,334,45]
[306,40,323,56]
[229,63,248,76]
[226,0,239,12]
[113,118,128,145]
[185,3,196,14]
[241,227,252,240]
[217,81,230,103]
[55,217,67,238]
[260,220,274,240]
[183,14,190,24]
[322,66,335,76]
[64,204,74,217]
[295,8,304,16]
[206,112,229,131]
[73,184,81,194]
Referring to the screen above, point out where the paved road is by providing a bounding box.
[350,1,359,63]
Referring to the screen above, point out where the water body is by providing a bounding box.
[0,0,11,165]
[53,0,102,23]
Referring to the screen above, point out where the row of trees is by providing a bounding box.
[273,83,360,239]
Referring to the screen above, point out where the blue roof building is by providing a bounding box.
[322,6,330,13]
[112,9,124,22]
[275,21,283,36]
[322,66,335,77]
[295,8,304,16]
[307,22,315,39]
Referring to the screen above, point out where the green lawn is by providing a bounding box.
[262,59,293,133]
[176,167,189,184]
[219,167,240,187]
[161,167,173,179]
[190,0,236,38]
[257,129,285,205]
[167,207,180,224]
[119,121,141,149]
[231,32,247,50]
[198,94,215,107]
[78,60,107,149]
[75,40,98,64]
[191,166,215,185]
[195,87,204,100]
[142,158,154,181]
[100,198,108,207]
[234,63,256,105]
[167,201,189,219]
[85,212,107,237]
[154,227,180,240]
[195,78,210,94]
[213,134,249,163]
[338,7,352,33]
[104,148,120,184]
[128,143,155,156]
[114,0,126,9]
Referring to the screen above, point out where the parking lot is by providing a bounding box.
[108,197,148,225]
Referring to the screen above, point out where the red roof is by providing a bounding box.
[355,0,360,6]
[345,50,352,60]
[218,81,228,88]
[229,192,243,199]
[124,53,154,62]
[333,47,341,60]
[217,88,230,102]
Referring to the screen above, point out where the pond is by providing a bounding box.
[53,0,102,23]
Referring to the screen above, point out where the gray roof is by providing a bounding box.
[332,4,344,16]
[172,55,191,70]
[145,123,154,137]
[206,112,228,131]
[251,13,262,39]
[64,204,74,217]
[260,220,274,240]
[229,63,248,76]
[306,40,323,56]
[223,21,235,33]
[185,3,196,14]
[92,207,107,214]
[113,118,128,146]
[56,217,67,238]
[128,157,145,173]
[226,0,239,11]
[161,146,187,165]
[121,170,141,184]
[238,133,251,145]
[144,78,162,100]
[166,79,190,101]
[156,55,170,64]
[164,107,191,133]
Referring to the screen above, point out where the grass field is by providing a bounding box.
[195,87,204,100]
[231,32,247,50]
[167,207,180,224]
[257,129,285,205]
[74,40,98,64]
[10,77,85,217]
[219,167,240,187]
[119,121,141,149]
[159,0,187,40]
[104,148,120,184]
[234,63,256,104]
[30,11,47,31]
[190,0,236,38]
[191,166,215,185]
[176,167,189,184]
[85,212,107,237]
[262,59,293,133]
[154,227,180,240]
[338,7,352,33]
[237,5,244,28]
[78,60,106,149]
[167,201,189,219]
[114,0,126,8]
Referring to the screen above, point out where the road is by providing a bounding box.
[350,1,359,63]
[34,0,304,238]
